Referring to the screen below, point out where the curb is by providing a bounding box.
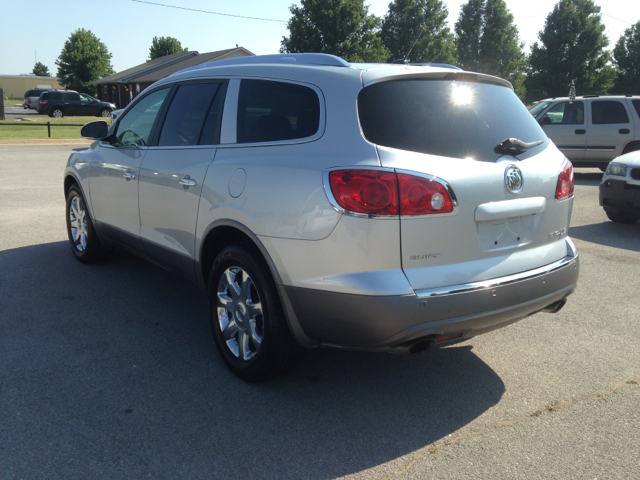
[0,139,93,145]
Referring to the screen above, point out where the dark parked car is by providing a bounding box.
[37,90,115,118]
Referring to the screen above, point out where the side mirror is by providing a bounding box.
[539,115,552,126]
[81,120,110,140]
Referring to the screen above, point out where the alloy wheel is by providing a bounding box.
[216,266,264,361]
[69,195,88,252]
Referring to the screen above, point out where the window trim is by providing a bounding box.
[219,76,326,148]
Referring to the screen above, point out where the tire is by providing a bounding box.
[65,186,111,263]
[99,108,111,118]
[50,108,63,118]
[605,209,640,224]
[208,244,303,382]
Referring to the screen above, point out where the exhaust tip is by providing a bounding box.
[541,298,567,314]
[409,338,435,355]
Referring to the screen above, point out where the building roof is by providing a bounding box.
[94,47,254,86]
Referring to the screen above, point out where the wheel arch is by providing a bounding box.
[622,140,640,155]
[198,220,318,348]
[199,220,283,289]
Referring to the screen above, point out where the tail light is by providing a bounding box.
[556,159,574,199]
[27,98,32,104]
[327,169,455,216]
[40,100,47,104]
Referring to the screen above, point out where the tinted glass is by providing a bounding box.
[114,88,170,147]
[66,93,81,102]
[358,80,548,162]
[158,83,220,146]
[79,94,94,102]
[632,100,640,119]
[591,101,629,124]
[237,79,320,143]
[45,93,62,101]
[544,101,584,125]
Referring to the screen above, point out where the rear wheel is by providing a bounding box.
[208,244,303,382]
[65,186,111,263]
[605,209,640,224]
[50,107,63,118]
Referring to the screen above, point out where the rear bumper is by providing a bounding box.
[282,252,579,350]
[600,178,640,214]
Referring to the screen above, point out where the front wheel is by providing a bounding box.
[208,244,303,382]
[605,209,640,224]
[65,186,111,263]
[99,108,111,117]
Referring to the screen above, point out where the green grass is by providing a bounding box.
[0,116,110,140]
[4,99,24,105]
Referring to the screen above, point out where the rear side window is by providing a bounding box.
[358,80,548,162]
[45,93,62,101]
[591,101,629,124]
[158,83,222,146]
[66,93,81,102]
[237,79,320,144]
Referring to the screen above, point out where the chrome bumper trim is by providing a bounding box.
[415,254,578,298]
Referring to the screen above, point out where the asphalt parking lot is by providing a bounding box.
[1,145,639,479]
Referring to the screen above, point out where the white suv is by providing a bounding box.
[529,95,640,170]
[65,54,579,382]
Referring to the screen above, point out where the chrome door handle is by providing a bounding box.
[179,178,196,187]
[123,171,136,180]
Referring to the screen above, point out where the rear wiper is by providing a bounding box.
[494,138,544,154]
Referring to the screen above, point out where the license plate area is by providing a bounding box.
[476,214,541,252]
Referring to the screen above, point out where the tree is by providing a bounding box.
[56,29,114,95]
[455,0,526,98]
[280,0,389,63]
[381,0,455,64]
[612,21,640,94]
[525,0,614,103]
[31,62,50,77]
[149,36,188,60]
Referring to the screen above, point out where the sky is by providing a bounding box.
[1,0,639,76]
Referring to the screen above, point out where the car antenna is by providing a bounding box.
[391,24,426,64]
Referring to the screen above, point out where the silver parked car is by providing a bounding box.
[529,95,640,170]
[64,54,579,382]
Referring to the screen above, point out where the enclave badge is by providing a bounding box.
[504,165,523,194]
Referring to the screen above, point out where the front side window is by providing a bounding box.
[591,101,629,124]
[79,94,94,102]
[158,83,221,146]
[114,88,170,147]
[358,79,548,162]
[237,79,320,144]
[544,101,584,125]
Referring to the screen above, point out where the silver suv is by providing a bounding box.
[65,54,579,382]
[529,95,640,170]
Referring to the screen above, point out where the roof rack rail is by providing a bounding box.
[205,53,349,68]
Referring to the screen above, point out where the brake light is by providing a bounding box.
[328,169,454,216]
[40,100,47,104]
[556,159,574,199]
[27,98,32,104]
[397,173,453,214]
[329,170,398,215]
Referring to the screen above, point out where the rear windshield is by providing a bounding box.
[358,80,549,162]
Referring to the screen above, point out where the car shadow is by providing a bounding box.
[570,220,640,252]
[0,241,505,479]
[574,170,602,186]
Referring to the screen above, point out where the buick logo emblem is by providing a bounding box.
[504,165,523,194]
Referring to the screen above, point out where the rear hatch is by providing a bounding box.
[358,70,574,291]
